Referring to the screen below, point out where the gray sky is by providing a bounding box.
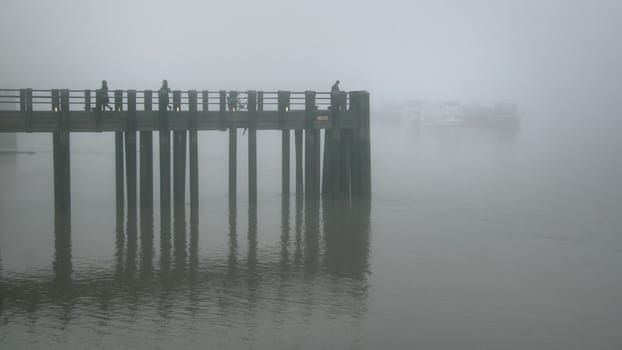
[1,0,621,110]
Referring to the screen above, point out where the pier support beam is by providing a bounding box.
[53,89,71,214]
[126,90,137,216]
[350,91,372,198]
[173,130,187,209]
[159,88,171,213]
[173,91,186,211]
[304,91,320,199]
[189,90,199,209]
[115,132,124,214]
[322,91,347,197]
[295,130,303,196]
[248,90,258,207]
[229,127,237,198]
[279,91,291,196]
[140,90,153,210]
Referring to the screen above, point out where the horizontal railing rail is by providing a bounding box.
[0,89,348,112]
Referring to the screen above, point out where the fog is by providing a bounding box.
[2,0,621,114]
[2,1,622,349]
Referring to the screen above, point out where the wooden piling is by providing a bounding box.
[53,90,71,214]
[229,127,237,198]
[159,89,171,211]
[173,91,186,211]
[279,91,291,196]
[295,130,303,196]
[346,91,371,198]
[125,90,137,215]
[304,91,318,198]
[322,91,347,197]
[248,90,257,206]
[115,132,124,215]
[140,90,153,210]
[189,90,199,209]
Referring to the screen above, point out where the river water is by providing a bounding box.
[1,110,621,349]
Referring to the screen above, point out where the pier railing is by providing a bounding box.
[0,88,344,111]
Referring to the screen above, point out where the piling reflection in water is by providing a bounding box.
[2,196,371,323]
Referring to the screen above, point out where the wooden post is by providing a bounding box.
[219,90,226,125]
[159,88,171,212]
[248,90,257,207]
[114,90,123,112]
[95,89,103,131]
[336,92,349,197]
[115,132,124,215]
[359,91,372,198]
[279,91,291,196]
[226,90,237,198]
[126,90,137,215]
[304,91,317,198]
[84,89,91,112]
[257,91,264,112]
[140,90,153,210]
[52,89,60,126]
[201,90,209,112]
[189,90,199,209]
[322,91,346,197]
[24,89,33,132]
[20,89,25,114]
[53,90,71,214]
[295,129,303,196]
[173,91,186,211]
[229,126,237,199]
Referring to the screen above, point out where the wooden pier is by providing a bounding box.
[0,88,371,211]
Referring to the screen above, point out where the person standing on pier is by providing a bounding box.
[159,79,172,110]
[331,80,340,94]
[100,80,113,111]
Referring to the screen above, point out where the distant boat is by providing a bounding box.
[461,103,520,129]
[400,100,519,129]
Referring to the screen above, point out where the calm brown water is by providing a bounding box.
[1,112,622,349]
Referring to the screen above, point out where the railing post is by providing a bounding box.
[84,89,91,112]
[19,89,26,114]
[201,90,209,112]
[228,91,238,112]
[95,89,103,131]
[23,89,33,132]
[257,91,264,112]
[114,90,123,112]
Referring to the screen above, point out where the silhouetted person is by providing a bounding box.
[227,91,239,111]
[100,80,113,111]
[331,80,340,94]
[159,79,172,110]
